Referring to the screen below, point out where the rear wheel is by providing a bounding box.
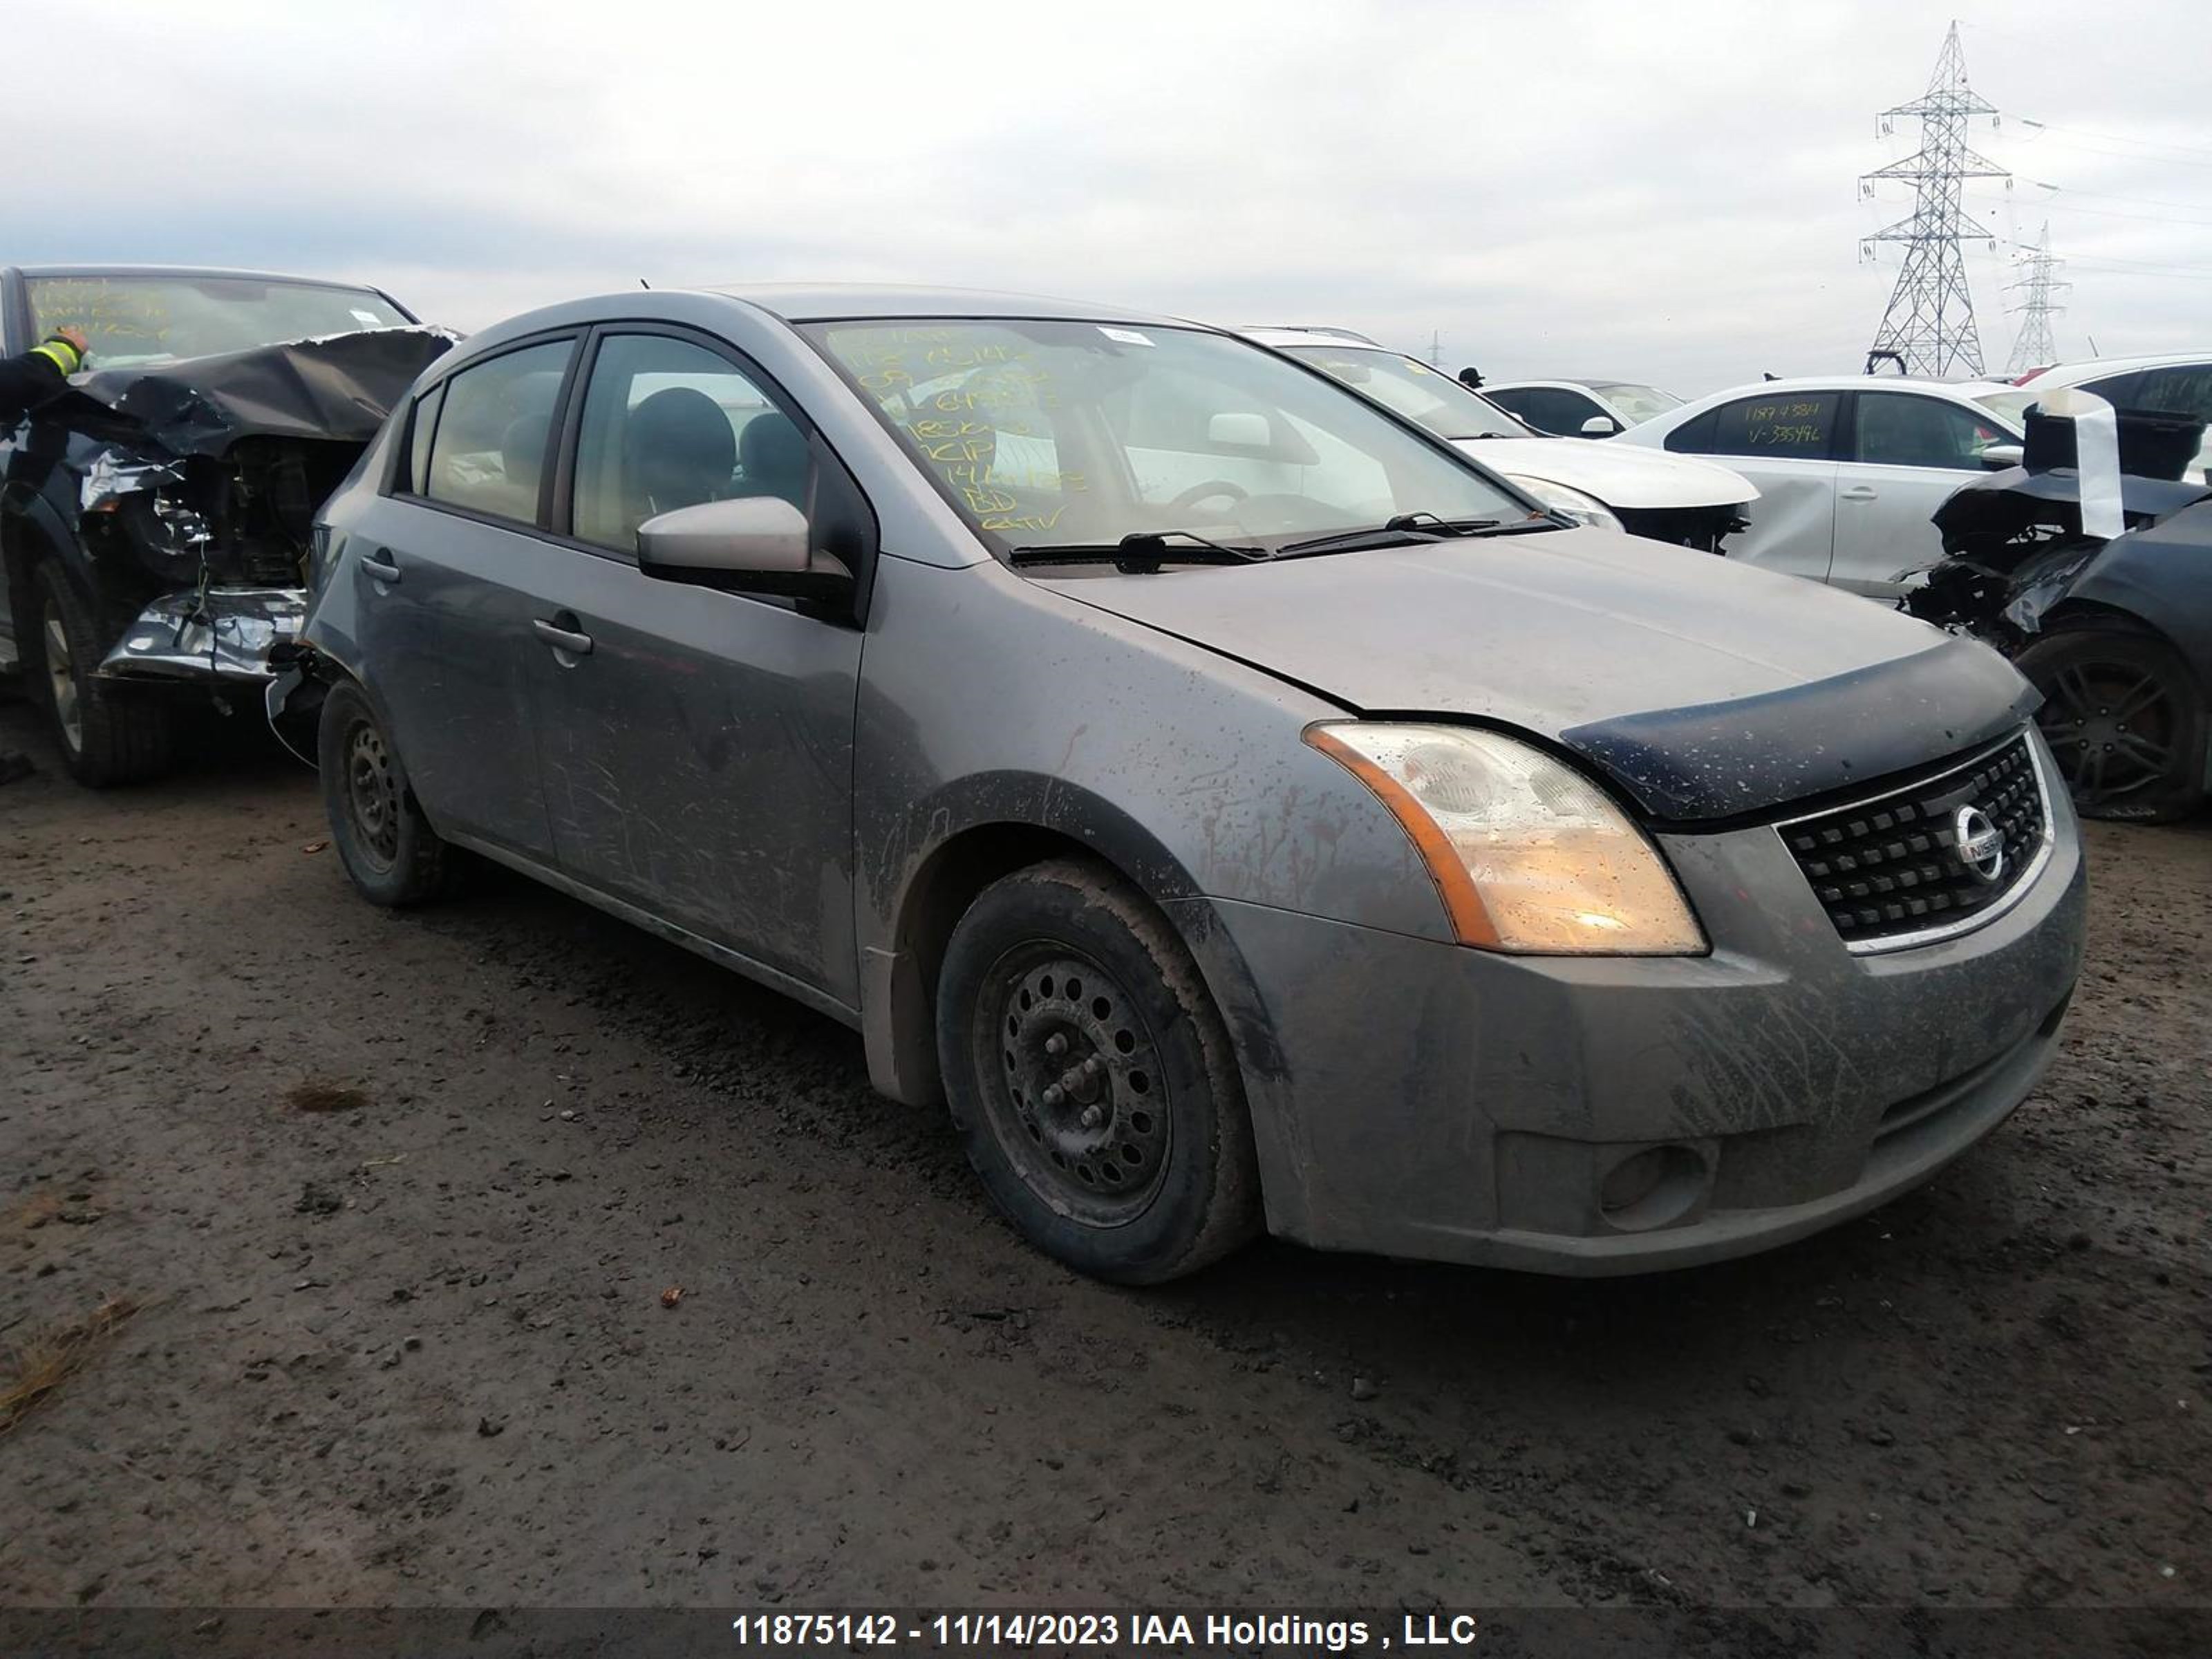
[30,561,182,787]
[317,679,450,905]
[2018,627,2206,823]
[936,859,1260,1283]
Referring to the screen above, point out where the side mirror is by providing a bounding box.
[1580,413,1621,436]
[1979,442,2025,470]
[637,496,852,602]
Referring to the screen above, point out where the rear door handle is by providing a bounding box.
[1839,486,1879,501]
[359,550,402,583]
[532,617,594,657]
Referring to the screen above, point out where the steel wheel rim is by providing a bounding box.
[41,606,81,753]
[975,946,1172,1228]
[2036,657,2177,804]
[345,720,402,870]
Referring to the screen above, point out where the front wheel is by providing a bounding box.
[936,859,1260,1283]
[30,561,182,787]
[2018,628,2206,823]
[317,679,451,905]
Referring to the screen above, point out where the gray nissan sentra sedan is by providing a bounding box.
[274,285,2087,1283]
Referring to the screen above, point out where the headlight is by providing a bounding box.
[1305,723,1705,955]
[1501,475,1624,533]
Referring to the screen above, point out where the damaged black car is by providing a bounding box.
[1906,401,2211,822]
[0,266,453,784]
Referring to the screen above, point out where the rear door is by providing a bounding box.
[2126,363,2212,480]
[1830,391,2009,597]
[523,326,870,1006]
[1669,391,1841,581]
[348,334,577,858]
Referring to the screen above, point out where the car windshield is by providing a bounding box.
[1972,388,2041,427]
[1589,382,1682,423]
[1279,344,1530,440]
[805,318,1531,555]
[27,274,409,368]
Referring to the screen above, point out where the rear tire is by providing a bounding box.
[318,679,449,905]
[30,561,182,787]
[2018,627,2205,823]
[936,859,1260,1284]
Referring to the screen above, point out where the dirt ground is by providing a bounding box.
[1,695,2206,1633]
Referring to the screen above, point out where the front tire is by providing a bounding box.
[317,679,450,905]
[2019,627,2206,823]
[30,561,182,787]
[936,859,1260,1283]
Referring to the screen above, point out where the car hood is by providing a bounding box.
[1036,529,2036,823]
[1456,435,1755,509]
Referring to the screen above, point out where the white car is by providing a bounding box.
[1616,376,2025,597]
[1476,377,1686,438]
[1978,353,2212,482]
[1244,330,1756,552]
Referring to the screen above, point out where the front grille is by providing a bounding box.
[1779,732,2050,949]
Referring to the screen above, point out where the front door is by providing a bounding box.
[1831,391,2010,597]
[525,329,865,1006]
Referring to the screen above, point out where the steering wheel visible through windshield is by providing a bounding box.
[805,319,1533,556]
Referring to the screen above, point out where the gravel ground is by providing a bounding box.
[1,699,2206,1642]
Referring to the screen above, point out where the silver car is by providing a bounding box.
[276,286,2087,1283]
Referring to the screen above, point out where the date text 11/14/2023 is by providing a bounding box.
[728,1613,1484,1651]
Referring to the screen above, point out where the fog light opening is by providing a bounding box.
[1599,1144,1707,1233]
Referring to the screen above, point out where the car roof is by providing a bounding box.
[2022,351,2212,385]
[698,283,1182,326]
[5,263,389,290]
[1485,378,1634,391]
[1237,326,1386,349]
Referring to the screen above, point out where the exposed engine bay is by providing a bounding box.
[1,326,453,686]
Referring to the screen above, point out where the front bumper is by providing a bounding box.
[97,588,308,685]
[1188,786,2088,1275]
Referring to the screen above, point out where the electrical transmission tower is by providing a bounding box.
[1859,21,2009,377]
[2005,222,2068,374]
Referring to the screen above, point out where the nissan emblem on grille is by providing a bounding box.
[1777,732,2051,950]
[1952,805,2006,885]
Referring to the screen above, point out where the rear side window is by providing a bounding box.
[422,340,574,525]
[1852,392,2005,469]
[403,382,444,496]
[1706,393,1839,458]
[570,332,805,554]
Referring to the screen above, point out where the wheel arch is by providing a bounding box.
[859,780,1277,1121]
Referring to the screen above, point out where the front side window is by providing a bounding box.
[422,340,574,525]
[570,334,804,554]
[1487,386,1603,435]
[27,274,408,368]
[2131,364,2212,421]
[1281,346,1528,440]
[1853,393,2005,469]
[1707,393,1839,458]
[806,319,1525,552]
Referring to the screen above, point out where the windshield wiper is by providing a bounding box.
[1275,514,1502,557]
[1007,531,1269,573]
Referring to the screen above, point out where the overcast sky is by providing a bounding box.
[14,0,2209,394]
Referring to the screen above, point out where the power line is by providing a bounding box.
[1859,21,2008,377]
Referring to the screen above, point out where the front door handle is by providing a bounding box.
[359,550,402,583]
[532,616,594,657]
[1839,485,1879,501]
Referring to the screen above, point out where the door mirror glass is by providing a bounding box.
[1580,413,1620,435]
[639,496,841,584]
